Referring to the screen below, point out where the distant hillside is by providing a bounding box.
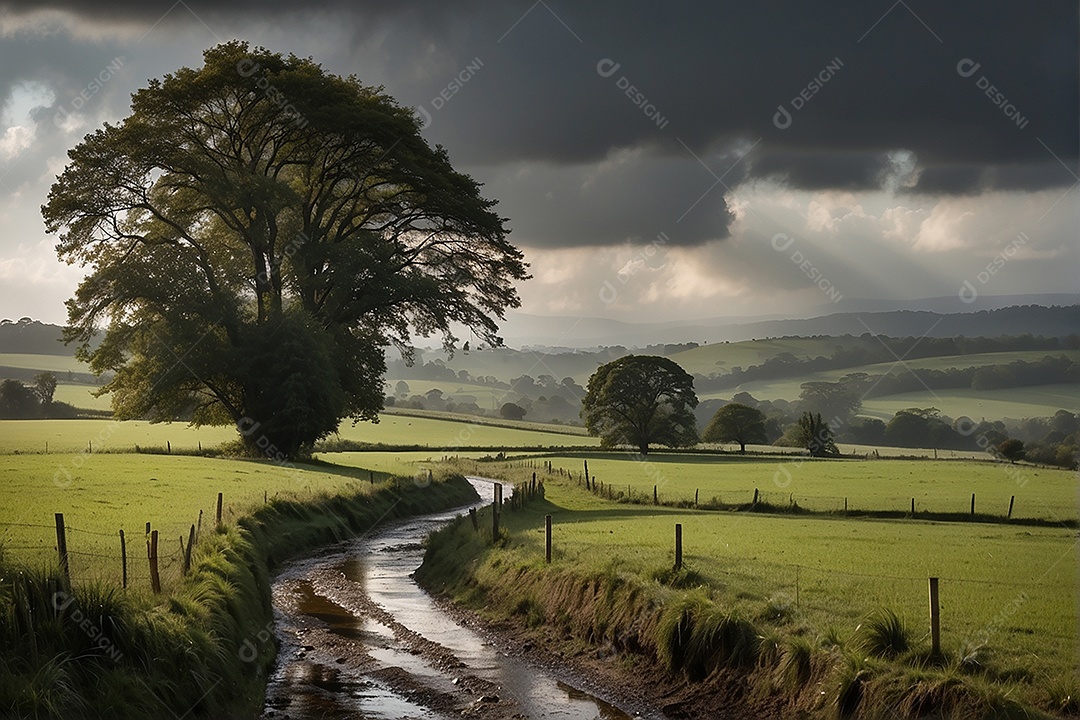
[0,318,71,355]
[501,303,1079,348]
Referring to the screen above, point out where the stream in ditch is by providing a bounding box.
[260,478,652,719]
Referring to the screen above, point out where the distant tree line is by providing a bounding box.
[386,374,586,425]
[0,373,80,419]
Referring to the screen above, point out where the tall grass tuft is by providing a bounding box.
[683,604,759,679]
[774,636,815,692]
[855,608,910,659]
[830,655,871,719]
[655,593,710,674]
[655,594,759,680]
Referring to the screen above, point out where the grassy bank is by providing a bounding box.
[0,466,478,719]
[416,461,1075,719]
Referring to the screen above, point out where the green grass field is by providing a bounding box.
[859,385,1080,421]
[0,415,601,454]
[540,454,1076,521]
[0,453,381,594]
[386,378,513,409]
[668,337,855,375]
[52,383,112,411]
[490,468,1078,684]
[0,353,90,373]
[703,380,1078,422]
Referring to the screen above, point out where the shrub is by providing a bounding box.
[856,608,910,659]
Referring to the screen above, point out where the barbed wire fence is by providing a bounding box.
[0,494,230,594]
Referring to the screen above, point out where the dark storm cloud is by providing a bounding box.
[2,0,1075,248]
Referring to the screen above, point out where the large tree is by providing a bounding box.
[581,355,698,455]
[795,411,840,457]
[702,402,767,453]
[43,42,527,458]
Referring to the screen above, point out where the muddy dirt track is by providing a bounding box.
[261,479,656,719]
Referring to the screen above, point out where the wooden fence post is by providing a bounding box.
[752,488,759,506]
[545,514,552,563]
[1008,495,1015,519]
[196,511,202,543]
[183,524,195,575]
[149,530,161,594]
[695,488,699,507]
[216,492,223,528]
[928,577,941,655]
[970,493,975,516]
[54,513,70,586]
[119,529,127,589]
[469,508,479,531]
[674,523,683,570]
[911,498,915,514]
[653,485,658,505]
[492,483,502,540]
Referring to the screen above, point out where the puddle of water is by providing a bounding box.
[293,582,372,642]
[346,478,636,719]
[350,680,445,720]
[266,478,642,720]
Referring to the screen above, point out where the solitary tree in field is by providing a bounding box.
[43,42,527,459]
[795,411,839,457]
[581,355,698,455]
[499,402,527,421]
[702,402,767,453]
[996,438,1025,463]
[33,371,57,406]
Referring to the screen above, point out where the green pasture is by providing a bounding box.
[324,450,496,477]
[860,384,1080,422]
[495,473,1078,682]
[0,414,600,455]
[385,378,512,409]
[702,380,1078,421]
[668,337,854,375]
[0,353,90,373]
[0,453,381,593]
[52,383,112,411]
[539,454,1076,521]
[383,406,587,435]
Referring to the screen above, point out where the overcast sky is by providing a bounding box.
[0,1,1076,334]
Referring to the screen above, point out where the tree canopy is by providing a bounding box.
[702,402,767,452]
[795,411,840,457]
[43,41,528,458]
[581,355,698,455]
